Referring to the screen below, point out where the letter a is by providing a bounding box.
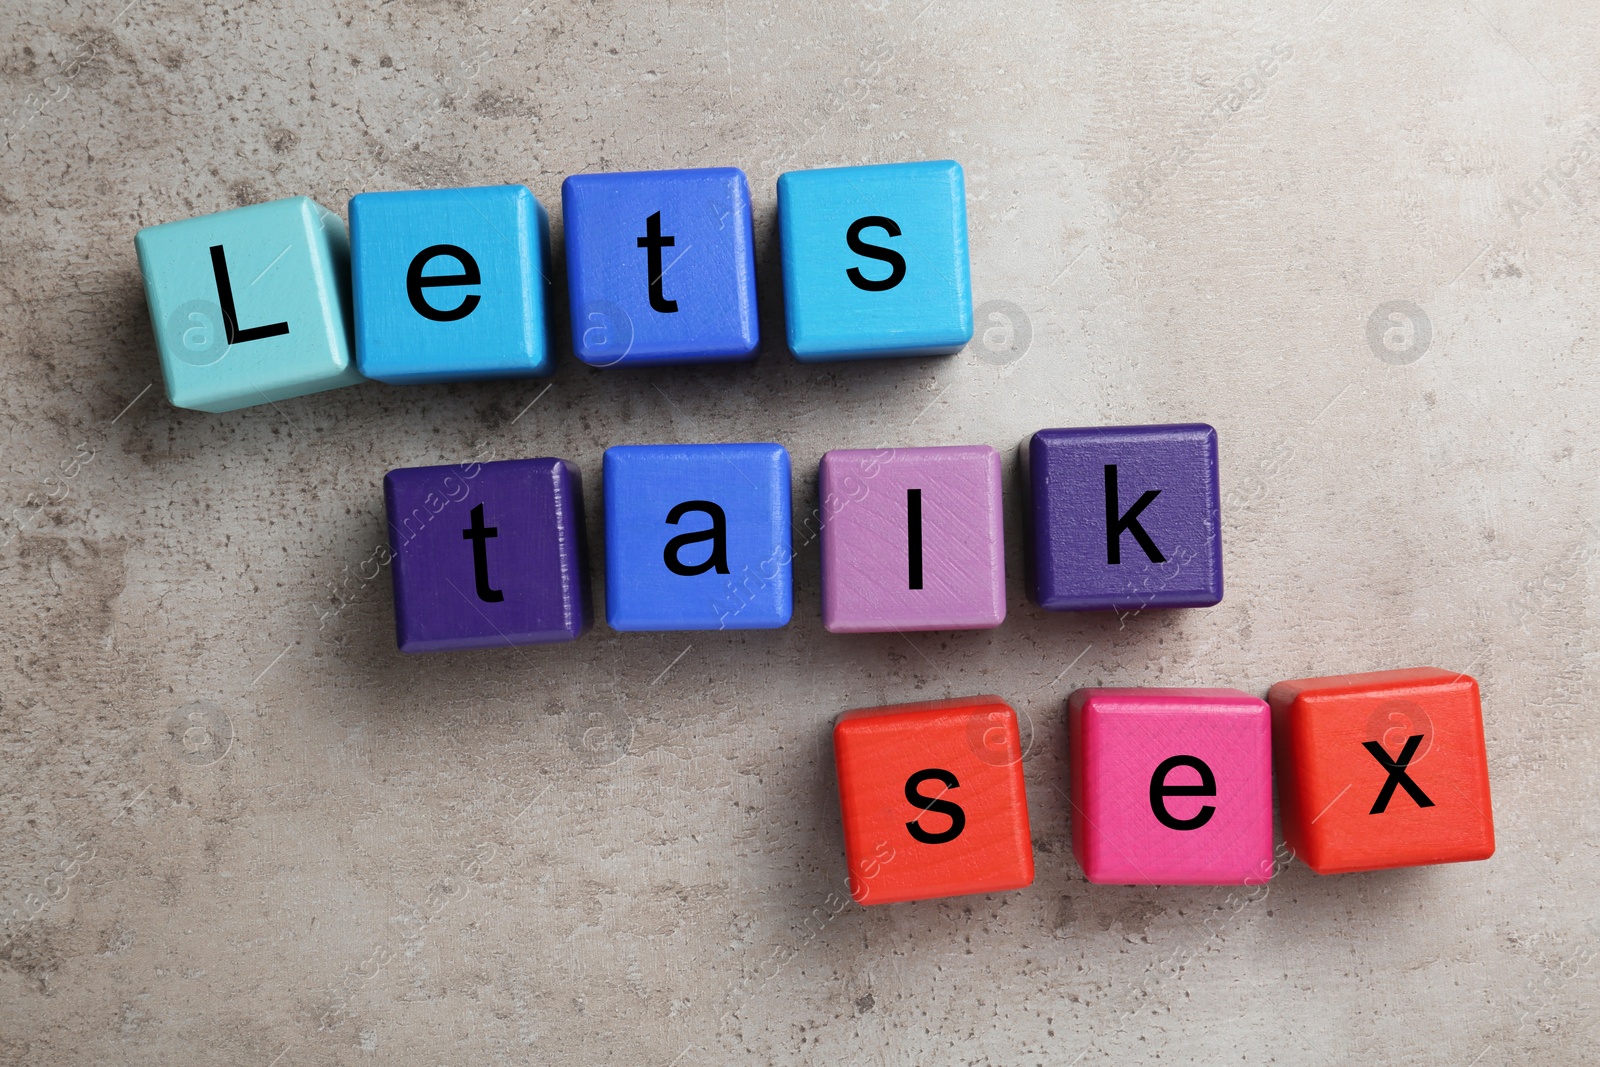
[663,500,729,576]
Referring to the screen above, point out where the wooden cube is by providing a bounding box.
[135,196,363,412]
[1268,667,1495,875]
[562,168,759,366]
[833,695,1034,905]
[777,160,973,361]
[1023,424,1223,612]
[386,457,591,652]
[602,443,792,631]
[819,445,1005,633]
[1067,687,1274,885]
[349,184,554,383]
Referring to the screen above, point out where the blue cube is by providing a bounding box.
[603,443,792,630]
[776,160,973,362]
[1023,424,1224,612]
[563,168,759,367]
[349,185,553,384]
[134,196,365,412]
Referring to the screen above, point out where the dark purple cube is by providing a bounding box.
[1024,424,1223,612]
[385,457,591,652]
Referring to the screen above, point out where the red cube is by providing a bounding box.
[1269,667,1495,875]
[833,696,1034,904]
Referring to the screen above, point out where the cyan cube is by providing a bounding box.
[1024,425,1224,612]
[386,457,591,652]
[135,196,364,412]
[777,160,973,361]
[349,185,553,384]
[562,168,759,367]
[603,443,791,630]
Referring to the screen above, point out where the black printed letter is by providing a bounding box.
[1363,735,1435,814]
[637,211,679,313]
[1149,755,1216,831]
[845,215,906,292]
[904,768,965,844]
[1105,464,1165,564]
[906,488,923,590]
[406,244,481,322]
[209,245,289,344]
[461,503,504,603]
[663,500,729,576]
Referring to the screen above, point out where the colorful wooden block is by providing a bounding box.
[348,184,553,384]
[818,445,1005,633]
[1023,424,1223,612]
[135,196,364,412]
[562,168,759,366]
[834,695,1034,904]
[602,443,791,630]
[1067,688,1274,885]
[385,457,590,652]
[777,160,973,361]
[1268,667,1495,875]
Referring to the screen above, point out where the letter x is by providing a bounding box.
[1362,734,1435,814]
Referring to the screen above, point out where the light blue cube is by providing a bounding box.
[603,443,792,631]
[134,196,364,412]
[349,185,553,384]
[777,160,974,362]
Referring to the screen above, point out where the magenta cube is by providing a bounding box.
[818,445,1006,633]
[1067,687,1274,885]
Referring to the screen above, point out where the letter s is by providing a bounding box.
[845,216,907,292]
[904,768,966,844]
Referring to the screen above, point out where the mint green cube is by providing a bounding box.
[135,196,365,413]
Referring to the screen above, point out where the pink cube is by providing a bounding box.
[819,445,1006,633]
[1067,687,1274,885]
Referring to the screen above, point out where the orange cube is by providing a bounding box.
[1268,667,1495,875]
[833,695,1034,904]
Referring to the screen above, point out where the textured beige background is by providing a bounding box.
[2,0,1598,1063]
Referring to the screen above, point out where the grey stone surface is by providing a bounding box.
[2,0,1598,1063]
